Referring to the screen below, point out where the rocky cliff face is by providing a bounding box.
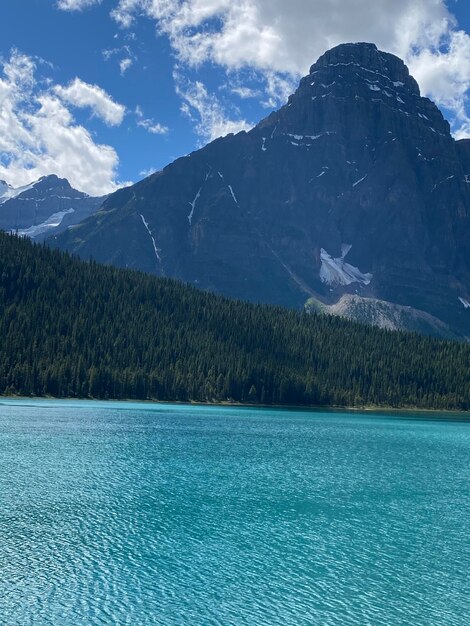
[0,175,106,240]
[52,43,470,338]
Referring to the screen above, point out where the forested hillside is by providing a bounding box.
[0,233,468,409]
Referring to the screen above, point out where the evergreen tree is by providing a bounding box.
[0,232,468,410]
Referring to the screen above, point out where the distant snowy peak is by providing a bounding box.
[0,174,106,240]
[0,175,81,205]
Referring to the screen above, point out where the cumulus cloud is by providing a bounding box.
[407,30,470,138]
[111,0,143,28]
[109,0,453,72]
[54,78,125,126]
[0,50,126,195]
[109,0,470,137]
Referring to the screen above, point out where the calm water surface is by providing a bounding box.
[0,400,469,625]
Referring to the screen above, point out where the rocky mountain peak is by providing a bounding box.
[51,43,470,339]
[33,175,73,191]
[265,41,450,142]
[311,42,420,95]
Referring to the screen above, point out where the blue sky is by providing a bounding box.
[2,0,470,195]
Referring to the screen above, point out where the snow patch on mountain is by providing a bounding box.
[139,214,161,263]
[15,209,75,238]
[320,246,372,286]
[0,180,11,201]
[188,188,202,225]
[353,175,367,187]
[228,185,238,205]
[0,180,37,204]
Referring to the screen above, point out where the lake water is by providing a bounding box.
[0,400,469,625]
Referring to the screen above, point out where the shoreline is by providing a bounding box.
[0,394,468,416]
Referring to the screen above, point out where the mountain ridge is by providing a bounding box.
[51,42,470,339]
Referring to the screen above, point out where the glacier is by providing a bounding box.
[320,246,372,287]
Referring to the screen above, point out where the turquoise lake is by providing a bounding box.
[0,400,469,625]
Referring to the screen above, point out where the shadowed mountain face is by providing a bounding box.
[52,43,470,339]
[0,175,106,241]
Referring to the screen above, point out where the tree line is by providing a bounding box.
[0,232,468,410]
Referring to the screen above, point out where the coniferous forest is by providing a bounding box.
[0,232,468,410]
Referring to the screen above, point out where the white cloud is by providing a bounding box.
[138,120,169,134]
[135,105,169,135]
[110,0,143,28]
[57,0,101,10]
[102,47,120,61]
[139,166,156,177]
[120,57,133,75]
[54,78,125,126]
[407,30,470,138]
[230,85,261,100]
[103,44,137,76]
[261,71,297,108]
[108,0,443,72]
[109,0,470,137]
[175,74,252,142]
[0,50,126,195]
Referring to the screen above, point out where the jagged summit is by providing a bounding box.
[0,174,73,204]
[36,174,67,183]
[51,43,470,339]
[32,175,74,192]
[311,42,419,94]
[268,42,448,142]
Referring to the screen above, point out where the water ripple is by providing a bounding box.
[0,402,469,625]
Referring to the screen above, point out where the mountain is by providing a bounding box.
[1,231,469,409]
[0,175,106,240]
[52,43,470,340]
